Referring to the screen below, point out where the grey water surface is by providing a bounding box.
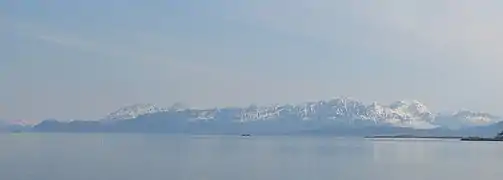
[1,134,502,180]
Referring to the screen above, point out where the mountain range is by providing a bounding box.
[24,97,503,136]
[0,119,31,132]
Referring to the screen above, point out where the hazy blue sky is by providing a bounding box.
[2,0,503,121]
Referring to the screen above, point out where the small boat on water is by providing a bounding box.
[461,130,503,141]
[241,134,251,137]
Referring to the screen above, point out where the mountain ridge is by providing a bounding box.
[100,98,500,129]
[31,97,503,135]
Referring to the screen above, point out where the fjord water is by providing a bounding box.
[1,134,503,180]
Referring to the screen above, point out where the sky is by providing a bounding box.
[2,0,503,121]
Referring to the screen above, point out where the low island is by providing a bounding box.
[366,130,503,141]
[460,130,503,141]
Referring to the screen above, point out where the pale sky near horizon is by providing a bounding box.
[2,0,503,121]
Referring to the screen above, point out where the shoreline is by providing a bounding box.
[365,135,463,139]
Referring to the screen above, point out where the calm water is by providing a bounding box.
[1,134,503,180]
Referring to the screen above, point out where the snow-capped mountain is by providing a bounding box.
[102,103,168,121]
[97,98,502,130]
[434,110,501,129]
[103,98,436,128]
[33,97,503,135]
[210,98,438,129]
[364,100,436,129]
[0,119,32,132]
[0,119,32,126]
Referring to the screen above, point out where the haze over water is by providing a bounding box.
[1,134,502,180]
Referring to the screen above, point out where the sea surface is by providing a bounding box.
[1,133,503,180]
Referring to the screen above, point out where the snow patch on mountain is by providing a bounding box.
[452,110,499,124]
[381,100,436,129]
[434,110,501,129]
[0,119,33,126]
[102,104,168,121]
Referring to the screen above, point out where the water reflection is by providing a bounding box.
[2,134,503,180]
